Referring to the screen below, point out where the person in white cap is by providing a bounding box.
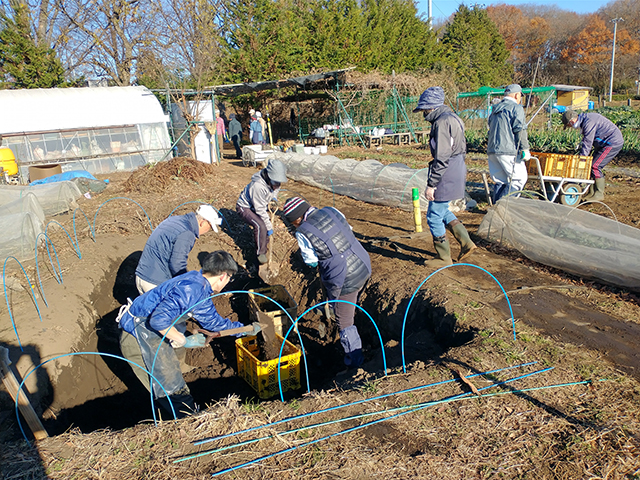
[487,84,531,202]
[134,204,222,294]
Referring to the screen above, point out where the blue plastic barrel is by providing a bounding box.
[588,101,594,110]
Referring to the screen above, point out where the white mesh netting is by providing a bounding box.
[478,197,640,290]
[0,181,81,216]
[275,153,429,211]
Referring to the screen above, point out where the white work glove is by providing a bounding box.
[521,149,531,161]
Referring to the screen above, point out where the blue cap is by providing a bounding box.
[413,87,445,112]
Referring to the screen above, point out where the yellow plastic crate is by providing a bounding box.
[529,152,592,180]
[236,334,301,399]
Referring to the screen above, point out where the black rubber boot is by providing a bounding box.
[448,220,477,262]
[424,236,453,268]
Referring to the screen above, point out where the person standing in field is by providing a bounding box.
[228,113,243,159]
[487,84,531,202]
[413,86,476,268]
[562,109,624,202]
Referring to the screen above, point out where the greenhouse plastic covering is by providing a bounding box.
[0,212,43,261]
[275,152,429,211]
[0,181,81,216]
[477,197,640,290]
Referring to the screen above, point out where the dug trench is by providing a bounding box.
[2,164,640,444]
[0,233,466,440]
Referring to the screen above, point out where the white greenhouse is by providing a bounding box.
[0,86,172,178]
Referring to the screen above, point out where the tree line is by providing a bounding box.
[1,0,638,95]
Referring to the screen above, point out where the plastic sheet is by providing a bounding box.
[275,152,430,211]
[0,181,82,216]
[477,197,640,290]
[0,212,43,261]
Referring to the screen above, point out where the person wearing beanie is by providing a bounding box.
[135,204,222,294]
[283,197,371,368]
[237,158,288,265]
[413,86,477,268]
[487,84,531,202]
[561,109,623,202]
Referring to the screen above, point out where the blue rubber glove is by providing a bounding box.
[184,333,206,348]
[267,229,274,236]
[250,322,262,336]
[309,262,318,267]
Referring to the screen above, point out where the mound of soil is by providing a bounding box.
[123,157,216,193]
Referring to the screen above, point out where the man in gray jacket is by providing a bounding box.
[487,84,531,202]
[414,86,476,268]
[236,158,287,264]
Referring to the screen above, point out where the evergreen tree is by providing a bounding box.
[440,5,513,89]
[0,3,65,88]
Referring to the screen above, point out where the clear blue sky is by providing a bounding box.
[418,0,610,22]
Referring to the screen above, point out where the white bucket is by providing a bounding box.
[319,145,328,154]
[311,147,320,155]
[304,147,313,155]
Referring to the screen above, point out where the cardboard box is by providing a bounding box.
[29,164,62,182]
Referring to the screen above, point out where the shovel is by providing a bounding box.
[258,204,280,284]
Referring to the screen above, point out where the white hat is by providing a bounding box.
[256,111,262,118]
[196,204,222,232]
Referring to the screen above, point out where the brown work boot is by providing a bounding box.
[424,237,453,268]
[448,220,477,262]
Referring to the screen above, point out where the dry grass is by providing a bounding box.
[123,157,216,194]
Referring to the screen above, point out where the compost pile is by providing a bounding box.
[123,157,216,194]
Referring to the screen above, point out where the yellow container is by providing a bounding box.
[248,285,297,337]
[0,147,18,176]
[529,152,592,180]
[236,334,301,399]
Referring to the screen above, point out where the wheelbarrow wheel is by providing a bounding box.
[560,185,581,206]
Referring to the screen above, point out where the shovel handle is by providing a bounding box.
[198,325,254,339]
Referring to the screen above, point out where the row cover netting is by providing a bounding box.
[275,153,429,211]
[478,197,640,290]
[0,181,82,262]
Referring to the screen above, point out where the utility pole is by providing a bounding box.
[609,18,624,102]
[428,0,432,30]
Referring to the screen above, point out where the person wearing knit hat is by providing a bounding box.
[414,86,476,268]
[283,197,371,368]
[237,158,288,265]
[135,205,222,294]
[487,83,531,202]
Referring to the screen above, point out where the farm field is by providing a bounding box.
[1,146,640,479]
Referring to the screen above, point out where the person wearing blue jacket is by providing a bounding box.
[562,109,624,202]
[135,204,222,294]
[117,251,259,418]
[413,86,477,268]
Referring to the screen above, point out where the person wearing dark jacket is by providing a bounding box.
[413,86,476,268]
[135,205,222,294]
[117,251,259,418]
[228,113,243,159]
[283,197,371,368]
[562,109,624,202]
[487,84,531,202]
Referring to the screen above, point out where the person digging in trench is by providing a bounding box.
[236,158,287,267]
[561,109,624,203]
[116,251,261,418]
[413,86,477,268]
[135,204,222,294]
[283,197,371,369]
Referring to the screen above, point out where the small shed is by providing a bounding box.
[551,85,593,111]
[0,86,171,179]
